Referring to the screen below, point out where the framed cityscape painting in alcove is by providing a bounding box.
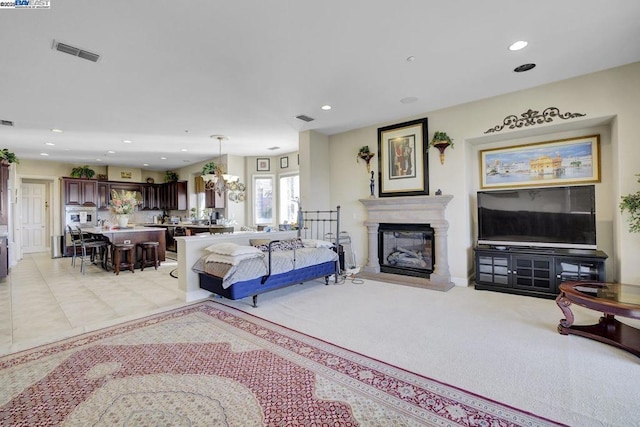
[479,134,601,189]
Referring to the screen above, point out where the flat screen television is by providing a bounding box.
[477,185,596,249]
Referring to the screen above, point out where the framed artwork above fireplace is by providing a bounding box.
[377,117,429,197]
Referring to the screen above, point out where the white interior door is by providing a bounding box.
[21,182,48,253]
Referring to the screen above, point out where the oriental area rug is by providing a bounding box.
[0,301,562,426]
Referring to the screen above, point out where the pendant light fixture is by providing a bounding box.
[203,135,239,196]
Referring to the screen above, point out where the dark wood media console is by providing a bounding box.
[474,245,607,299]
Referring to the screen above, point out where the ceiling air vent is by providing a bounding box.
[295,114,315,122]
[52,40,100,63]
[0,120,14,127]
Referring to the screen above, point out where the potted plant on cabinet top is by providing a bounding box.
[164,170,179,182]
[0,148,19,165]
[202,161,222,176]
[620,173,640,233]
[429,131,454,165]
[70,165,95,179]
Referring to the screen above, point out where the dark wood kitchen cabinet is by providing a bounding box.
[141,183,162,210]
[205,188,225,208]
[97,182,110,211]
[110,182,142,195]
[97,182,143,211]
[63,178,98,206]
[161,180,187,210]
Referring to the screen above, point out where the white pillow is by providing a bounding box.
[301,239,334,248]
[204,242,263,256]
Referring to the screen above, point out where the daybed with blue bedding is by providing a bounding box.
[193,206,341,306]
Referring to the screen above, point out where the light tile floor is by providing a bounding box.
[0,251,188,356]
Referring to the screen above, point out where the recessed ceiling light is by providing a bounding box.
[107,150,116,154]
[509,40,528,51]
[96,159,103,162]
[267,146,280,151]
[160,157,167,160]
[45,142,55,146]
[181,148,188,152]
[143,163,149,167]
[406,56,416,62]
[400,97,418,104]
[514,63,536,72]
[40,153,49,156]
[123,139,132,143]
[51,128,63,133]
[321,105,332,111]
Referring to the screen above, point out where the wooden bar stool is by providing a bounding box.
[137,241,160,271]
[112,243,135,275]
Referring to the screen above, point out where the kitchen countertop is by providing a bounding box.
[141,223,233,230]
[86,226,166,234]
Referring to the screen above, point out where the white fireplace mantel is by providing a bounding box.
[359,195,453,285]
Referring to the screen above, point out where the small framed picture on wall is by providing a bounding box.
[280,156,288,168]
[257,158,270,171]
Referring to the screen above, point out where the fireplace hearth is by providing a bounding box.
[379,223,434,278]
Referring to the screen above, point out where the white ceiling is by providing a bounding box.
[1,1,639,171]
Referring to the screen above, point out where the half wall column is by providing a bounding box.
[429,220,450,284]
[363,222,380,273]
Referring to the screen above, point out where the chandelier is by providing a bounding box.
[203,135,239,195]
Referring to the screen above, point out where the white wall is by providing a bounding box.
[325,61,640,285]
[299,130,330,211]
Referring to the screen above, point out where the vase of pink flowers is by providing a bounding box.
[110,189,139,228]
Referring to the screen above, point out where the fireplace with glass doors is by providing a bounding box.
[378,223,434,278]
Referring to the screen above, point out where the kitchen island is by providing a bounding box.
[143,223,234,234]
[85,226,166,265]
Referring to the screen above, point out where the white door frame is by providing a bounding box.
[13,175,61,264]
[21,182,48,253]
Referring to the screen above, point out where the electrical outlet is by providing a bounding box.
[124,240,131,244]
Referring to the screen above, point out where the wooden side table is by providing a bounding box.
[556,282,640,357]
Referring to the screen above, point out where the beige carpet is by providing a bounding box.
[216,277,640,427]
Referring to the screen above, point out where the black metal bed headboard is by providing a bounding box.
[297,205,341,248]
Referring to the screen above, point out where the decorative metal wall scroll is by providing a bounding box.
[484,107,586,134]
